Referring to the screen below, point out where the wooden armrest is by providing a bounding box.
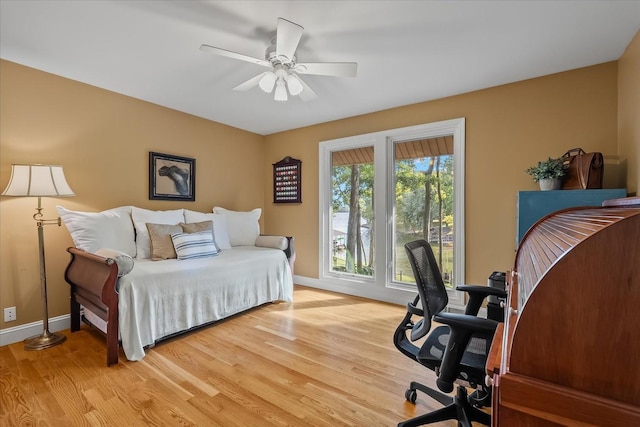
[64,247,120,366]
[486,322,504,379]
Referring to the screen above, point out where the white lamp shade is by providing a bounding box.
[259,72,277,93]
[286,74,303,96]
[2,164,75,197]
[274,80,288,101]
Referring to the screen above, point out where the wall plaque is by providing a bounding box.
[273,156,301,203]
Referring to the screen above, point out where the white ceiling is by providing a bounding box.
[1,1,639,135]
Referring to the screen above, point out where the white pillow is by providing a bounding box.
[183,210,231,250]
[171,230,218,260]
[94,248,135,277]
[131,207,185,259]
[57,206,136,257]
[212,207,261,246]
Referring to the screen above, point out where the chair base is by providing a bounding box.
[398,385,490,427]
[405,381,453,407]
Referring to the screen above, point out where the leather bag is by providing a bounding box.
[561,148,604,189]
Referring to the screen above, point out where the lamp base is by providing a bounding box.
[24,330,66,351]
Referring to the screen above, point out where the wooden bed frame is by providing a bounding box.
[64,237,295,367]
[65,247,120,366]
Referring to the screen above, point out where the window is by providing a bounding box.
[319,119,465,307]
[330,147,375,277]
[393,137,455,289]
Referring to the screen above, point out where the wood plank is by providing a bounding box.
[499,373,640,426]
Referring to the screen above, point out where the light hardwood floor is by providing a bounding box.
[0,286,464,426]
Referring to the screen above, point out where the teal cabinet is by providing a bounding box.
[516,189,627,245]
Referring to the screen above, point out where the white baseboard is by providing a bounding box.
[292,274,467,312]
[293,274,412,305]
[0,315,70,347]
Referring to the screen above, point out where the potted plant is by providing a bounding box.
[525,157,565,190]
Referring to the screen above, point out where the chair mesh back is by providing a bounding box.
[404,240,449,319]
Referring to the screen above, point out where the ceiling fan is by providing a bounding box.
[200,17,357,102]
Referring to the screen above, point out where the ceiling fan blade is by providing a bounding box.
[296,76,318,102]
[232,72,269,91]
[276,18,303,62]
[200,44,271,68]
[295,62,358,78]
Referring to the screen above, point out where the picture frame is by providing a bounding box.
[149,151,196,201]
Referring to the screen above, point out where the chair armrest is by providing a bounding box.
[456,284,507,316]
[433,312,498,334]
[456,284,507,298]
[429,312,499,393]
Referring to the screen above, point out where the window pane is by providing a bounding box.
[393,138,454,289]
[330,147,375,277]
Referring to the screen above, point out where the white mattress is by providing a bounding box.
[116,246,293,361]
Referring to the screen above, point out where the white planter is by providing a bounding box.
[539,178,561,191]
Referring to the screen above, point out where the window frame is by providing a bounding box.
[320,134,378,284]
[319,118,465,307]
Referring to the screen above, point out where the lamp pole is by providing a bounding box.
[24,196,66,350]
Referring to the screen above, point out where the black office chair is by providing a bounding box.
[394,239,506,427]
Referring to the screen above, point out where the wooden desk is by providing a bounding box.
[486,201,640,426]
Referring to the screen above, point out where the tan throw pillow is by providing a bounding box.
[179,220,218,251]
[179,220,212,234]
[146,223,182,260]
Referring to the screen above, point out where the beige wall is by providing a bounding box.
[618,30,640,195]
[263,62,621,284]
[1,48,635,331]
[0,60,264,329]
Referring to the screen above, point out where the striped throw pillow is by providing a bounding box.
[170,230,218,260]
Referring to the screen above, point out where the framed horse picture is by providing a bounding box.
[149,152,196,201]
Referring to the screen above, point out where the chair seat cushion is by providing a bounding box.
[418,325,492,382]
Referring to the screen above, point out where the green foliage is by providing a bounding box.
[332,163,374,218]
[331,152,455,280]
[398,188,426,232]
[395,155,454,234]
[525,157,565,182]
[395,160,427,192]
[332,248,374,276]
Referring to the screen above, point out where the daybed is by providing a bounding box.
[59,205,295,366]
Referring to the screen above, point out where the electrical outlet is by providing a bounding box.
[4,307,16,322]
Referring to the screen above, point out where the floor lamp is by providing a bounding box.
[2,164,75,350]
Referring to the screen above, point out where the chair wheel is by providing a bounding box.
[405,388,417,403]
[468,389,491,408]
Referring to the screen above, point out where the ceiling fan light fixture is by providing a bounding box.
[258,71,277,93]
[201,17,356,103]
[274,80,288,101]
[285,74,303,96]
